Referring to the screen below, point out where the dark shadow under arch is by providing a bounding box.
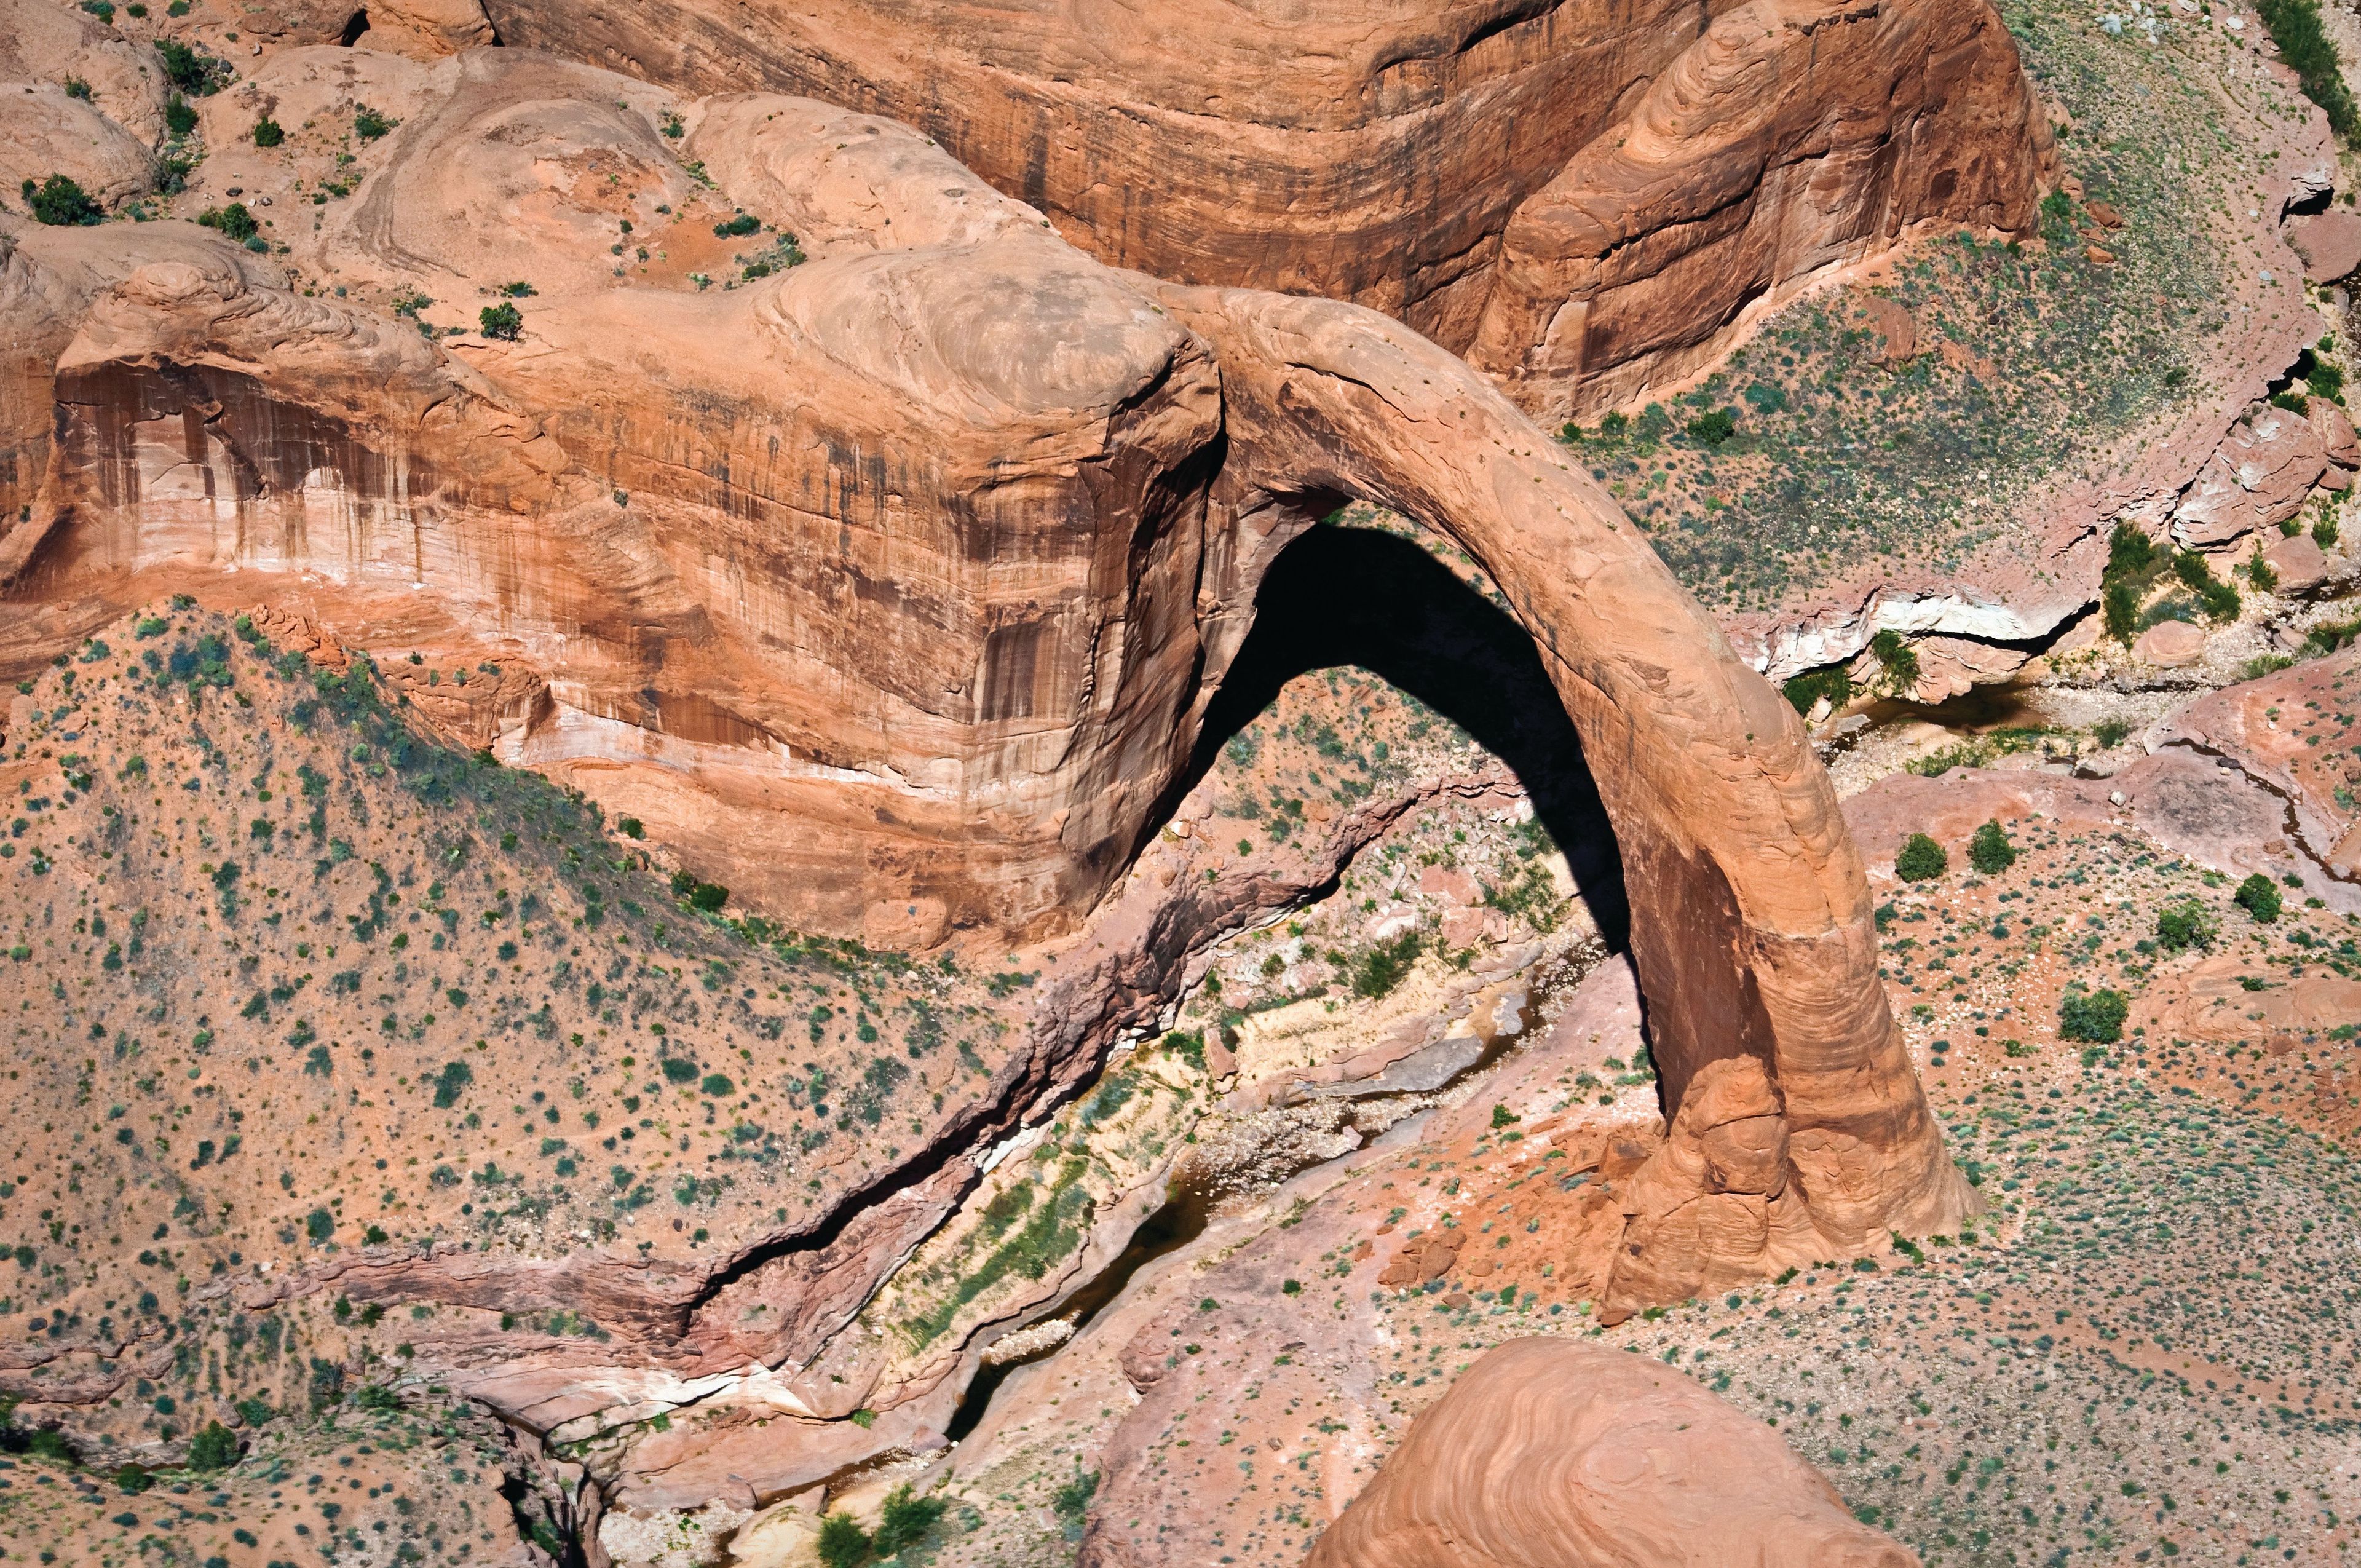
[1178,520,1631,949]
[338,9,371,45]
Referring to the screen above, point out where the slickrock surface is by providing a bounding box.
[2,34,1969,1309]
[458,0,2051,419]
[1301,1339,1916,1568]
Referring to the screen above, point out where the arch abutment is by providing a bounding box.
[1150,279,1973,1286]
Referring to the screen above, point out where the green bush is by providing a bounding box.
[20,175,100,226]
[1894,833,1947,882]
[2258,0,2360,139]
[1782,665,1852,716]
[1683,407,1738,446]
[196,202,258,242]
[431,1059,473,1108]
[873,1484,947,1554]
[2234,872,2283,922]
[478,303,523,340]
[2172,550,2240,622]
[1352,929,1423,999]
[186,1420,239,1471]
[2106,519,2156,579]
[2102,579,2140,646]
[1966,821,2015,874]
[252,115,283,148]
[660,1057,700,1084]
[1870,628,1919,694]
[2092,717,2131,749]
[2058,986,2127,1043]
[354,105,396,140]
[817,1513,872,1568]
[2154,900,2217,951]
[713,212,761,237]
[154,39,224,95]
[2316,509,2341,549]
[2245,542,2278,592]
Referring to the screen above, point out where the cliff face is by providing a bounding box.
[2,43,1970,1477]
[459,0,2053,418]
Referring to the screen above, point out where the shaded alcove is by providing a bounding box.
[1171,518,1632,951]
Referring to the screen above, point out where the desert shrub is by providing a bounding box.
[252,114,283,147]
[1782,665,1852,715]
[154,38,226,95]
[1742,381,1788,413]
[1966,820,2015,874]
[1684,407,1737,446]
[186,1420,239,1471]
[660,1057,700,1084]
[2102,579,2140,646]
[2092,717,2131,748]
[1352,929,1423,999]
[1894,833,1947,881]
[2155,900,2218,951]
[20,175,100,226]
[2234,872,2283,922]
[2245,542,2278,592]
[1870,628,1919,693]
[354,105,395,140]
[2315,508,2341,549]
[2257,0,2360,139]
[2172,550,2240,621]
[713,212,761,237]
[163,92,197,136]
[430,1059,473,1107]
[816,1515,871,1568]
[478,303,523,340]
[873,1484,947,1554]
[2106,518,2157,579]
[2058,986,2127,1043]
[196,202,257,242]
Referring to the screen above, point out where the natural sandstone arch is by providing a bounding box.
[1149,281,1971,1257]
[0,48,1969,1279]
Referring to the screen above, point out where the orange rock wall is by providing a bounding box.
[473,0,2051,417]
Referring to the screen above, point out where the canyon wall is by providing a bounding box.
[386,0,2052,419]
[2,39,1968,1309]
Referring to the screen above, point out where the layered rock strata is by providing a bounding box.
[1302,1338,1918,1568]
[426,0,2054,419]
[1,36,1974,1515]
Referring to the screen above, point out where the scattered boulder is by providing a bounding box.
[2264,533,2330,589]
[2171,405,2330,547]
[1856,295,1919,363]
[1302,1339,1919,1568]
[2134,619,2208,667]
[2288,209,2361,283]
[2309,394,2360,466]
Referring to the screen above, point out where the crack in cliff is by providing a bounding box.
[2157,737,2360,887]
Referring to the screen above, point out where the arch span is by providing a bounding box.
[1177,517,1631,951]
[1157,281,1974,1273]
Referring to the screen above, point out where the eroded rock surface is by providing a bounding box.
[464,0,2053,419]
[1302,1338,1917,1568]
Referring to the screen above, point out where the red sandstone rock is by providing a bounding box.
[462,0,2051,419]
[2288,210,2361,283]
[2265,533,2330,589]
[2134,619,2207,667]
[5,37,1971,1413]
[2309,395,2360,465]
[1856,295,1920,364]
[2172,405,2329,547]
[1302,1339,1918,1568]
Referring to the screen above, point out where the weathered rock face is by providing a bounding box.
[4,39,1968,1366]
[454,0,2052,419]
[1303,1338,1918,1568]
